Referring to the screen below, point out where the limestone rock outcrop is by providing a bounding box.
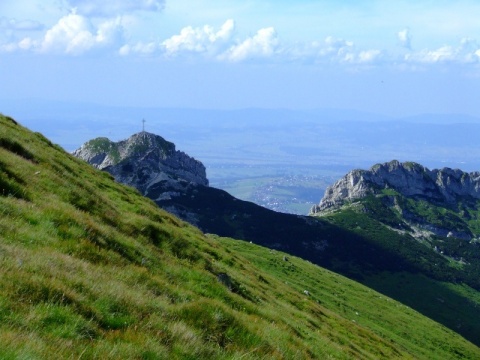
[312,160,480,213]
[73,132,208,194]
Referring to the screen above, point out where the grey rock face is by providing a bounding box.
[73,132,208,196]
[312,160,480,213]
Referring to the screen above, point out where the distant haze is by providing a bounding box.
[4,100,480,214]
[3,100,480,173]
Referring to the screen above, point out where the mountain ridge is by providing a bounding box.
[313,160,480,214]
[311,160,480,242]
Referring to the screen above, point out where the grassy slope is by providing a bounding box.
[316,195,480,346]
[0,114,479,359]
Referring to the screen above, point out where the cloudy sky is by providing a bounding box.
[2,0,480,116]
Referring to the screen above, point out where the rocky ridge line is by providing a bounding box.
[312,160,480,213]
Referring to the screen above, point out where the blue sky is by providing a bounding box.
[2,0,480,116]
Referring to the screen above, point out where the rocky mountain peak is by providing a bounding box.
[73,132,177,169]
[73,132,208,195]
[312,160,480,213]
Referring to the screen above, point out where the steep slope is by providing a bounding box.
[73,134,338,246]
[75,134,480,347]
[1,114,479,358]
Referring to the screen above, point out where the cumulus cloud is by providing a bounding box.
[162,19,235,56]
[357,49,382,63]
[406,45,456,63]
[4,11,480,69]
[18,37,35,51]
[405,38,480,64]
[222,27,279,62]
[65,0,165,16]
[397,28,412,49]
[301,37,382,65]
[122,24,380,65]
[122,20,281,61]
[37,10,124,55]
[319,36,354,59]
[119,42,158,56]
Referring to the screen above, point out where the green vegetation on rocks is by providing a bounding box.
[311,169,480,345]
[84,137,121,164]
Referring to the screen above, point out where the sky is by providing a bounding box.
[2,0,480,117]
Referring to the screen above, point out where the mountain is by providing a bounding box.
[4,114,480,358]
[313,160,480,213]
[73,132,331,240]
[73,132,208,225]
[312,160,480,241]
[74,134,480,347]
[311,160,480,344]
[72,132,208,187]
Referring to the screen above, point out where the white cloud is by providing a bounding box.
[0,43,19,52]
[0,17,44,31]
[410,46,457,63]
[320,36,354,59]
[222,27,279,62]
[119,42,158,56]
[280,37,351,64]
[95,18,124,46]
[357,49,382,63]
[2,10,480,70]
[38,10,124,55]
[158,25,380,65]
[398,28,412,49]
[18,37,35,50]
[405,38,480,64]
[302,37,381,65]
[162,19,235,56]
[65,0,165,16]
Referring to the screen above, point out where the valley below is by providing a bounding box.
[208,164,333,214]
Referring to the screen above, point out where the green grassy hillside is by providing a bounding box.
[311,190,480,346]
[1,114,479,359]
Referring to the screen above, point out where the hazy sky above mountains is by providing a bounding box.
[2,0,480,116]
